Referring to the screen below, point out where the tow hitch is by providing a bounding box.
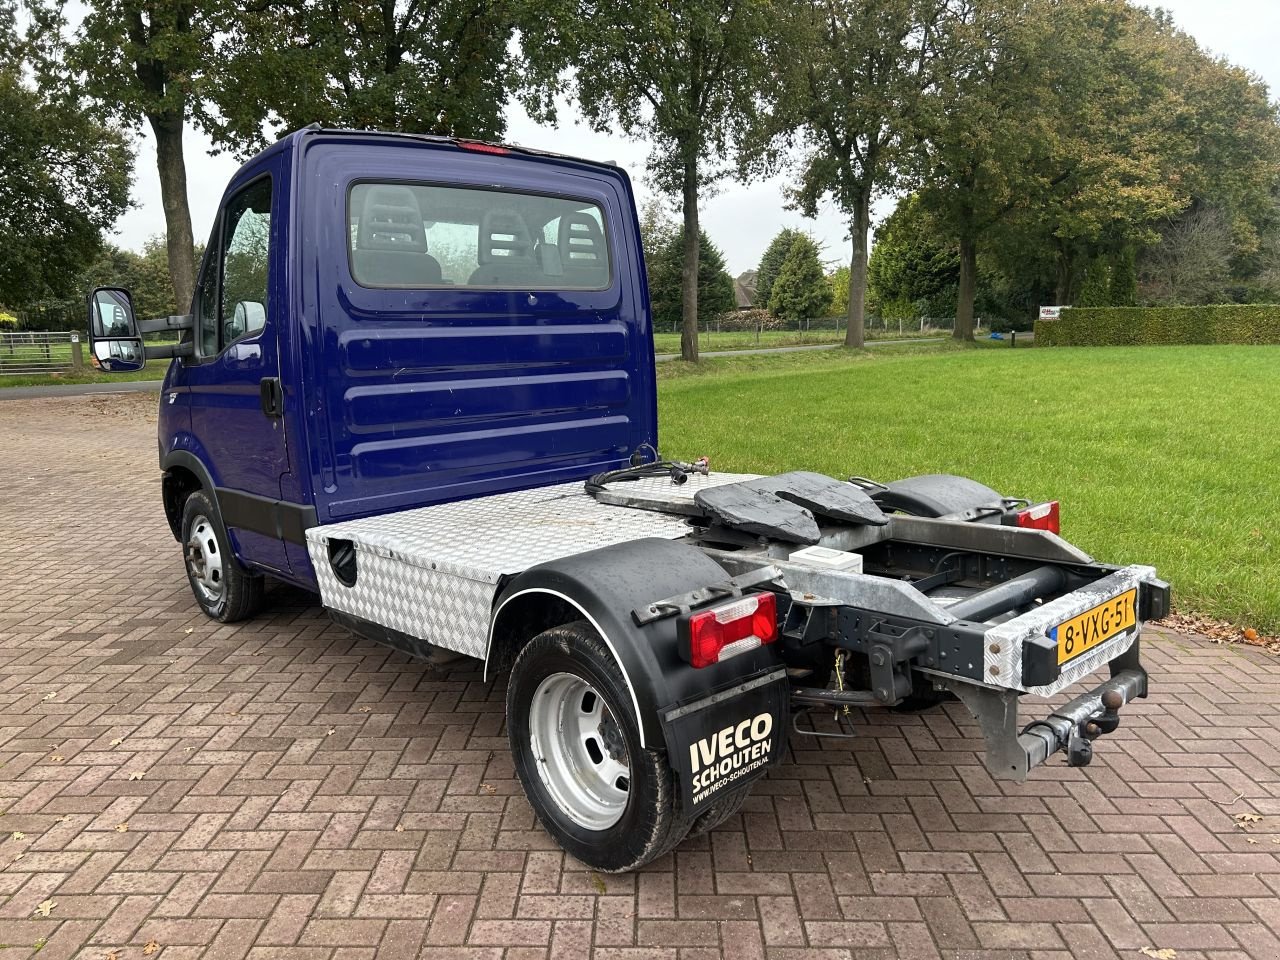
[1019,668,1146,771]
[939,642,1149,781]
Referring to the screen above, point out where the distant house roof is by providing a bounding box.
[734,270,758,309]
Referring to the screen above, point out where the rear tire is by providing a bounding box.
[507,621,694,872]
[181,490,264,623]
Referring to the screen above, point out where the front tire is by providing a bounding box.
[180,489,264,623]
[507,622,693,872]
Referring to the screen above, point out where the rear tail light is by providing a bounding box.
[456,140,510,155]
[1016,500,1060,535]
[678,592,778,669]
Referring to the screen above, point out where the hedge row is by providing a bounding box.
[1036,305,1280,346]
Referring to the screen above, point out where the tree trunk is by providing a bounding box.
[1054,246,1073,305]
[843,191,871,349]
[954,236,977,341]
[679,154,700,363]
[150,111,196,313]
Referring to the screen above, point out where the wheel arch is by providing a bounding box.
[161,450,217,541]
[485,537,781,750]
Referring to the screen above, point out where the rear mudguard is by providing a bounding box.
[870,473,1003,517]
[487,537,789,810]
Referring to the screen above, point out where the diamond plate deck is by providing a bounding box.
[306,474,756,658]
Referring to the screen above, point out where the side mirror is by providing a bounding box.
[87,287,146,372]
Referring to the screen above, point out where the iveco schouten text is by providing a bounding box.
[87,126,1169,872]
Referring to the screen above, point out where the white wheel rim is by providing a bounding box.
[528,672,630,830]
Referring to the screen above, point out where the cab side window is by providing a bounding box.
[193,177,273,360]
[196,233,219,357]
[221,179,272,344]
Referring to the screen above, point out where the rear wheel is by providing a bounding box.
[181,490,264,623]
[507,622,693,872]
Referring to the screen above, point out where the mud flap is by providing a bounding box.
[660,668,790,814]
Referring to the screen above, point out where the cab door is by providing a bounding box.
[184,167,294,574]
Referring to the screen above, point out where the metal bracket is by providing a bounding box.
[630,564,783,626]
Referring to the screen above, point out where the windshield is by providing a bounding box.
[348,182,612,291]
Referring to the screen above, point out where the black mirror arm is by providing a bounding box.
[137,313,194,335]
[144,341,194,360]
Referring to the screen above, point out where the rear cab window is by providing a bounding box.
[348,182,612,291]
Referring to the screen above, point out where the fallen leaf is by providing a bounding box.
[49,755,65,763]
[326,728,335,736]
[590,872,607,894]
[480,783,496,795]
[42,693,55,701]
[127,772,144,781]
[115,823,128,833]
[34,899,54,917]
[394,824,405,833]
[1234,813,1263,824]
[185,628,194,634]
[359,706,371,713]
[110,738,123,746]
[1246,838,1258,845]
[1139,949,1177,960]
[104,950,121,960]
[10,831,25,841]
[143,940,160,956]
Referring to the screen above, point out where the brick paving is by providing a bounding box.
[1,393,1279,960]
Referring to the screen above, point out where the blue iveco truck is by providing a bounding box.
[87,126,1168,872]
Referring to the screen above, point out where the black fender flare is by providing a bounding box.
[160,449,218,539]
[485,537,783,750]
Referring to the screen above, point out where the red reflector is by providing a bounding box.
[1016,500,1060,535]
[456,140,510,155]
[682,592,778,669]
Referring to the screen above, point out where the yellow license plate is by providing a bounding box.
[1051,589,1137,664]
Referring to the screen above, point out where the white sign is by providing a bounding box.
[1039,306,1063,320]
[70,333,80,343]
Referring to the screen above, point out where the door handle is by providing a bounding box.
[259,377,283,418]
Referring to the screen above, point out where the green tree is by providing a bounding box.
[0,11,131,307]
[207,0,522,151]
[917,0,1193,336]
[867,195,959,317]
[755,228,804,310]
[768,235,831,322]
[648,229,736,331]
[827,265,850,319]
[31,0,222,312]
[529,0,773,361]
[767,0,946,348]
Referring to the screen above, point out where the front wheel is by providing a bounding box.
[506,622,693,872]
[180,490,264,623]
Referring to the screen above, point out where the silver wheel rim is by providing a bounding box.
[529,672,630,830]
[185,514,224,604]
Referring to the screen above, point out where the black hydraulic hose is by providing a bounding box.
[945,565,1067,624]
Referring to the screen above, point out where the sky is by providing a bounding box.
[110,0,1280,277]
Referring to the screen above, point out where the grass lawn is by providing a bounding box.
[658,342,1280,632]
[651,327,944,354]
[0,366,163,388]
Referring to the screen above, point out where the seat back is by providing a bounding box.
[558,212,609,287]
[352,186,443,286]
[468,208,541,287]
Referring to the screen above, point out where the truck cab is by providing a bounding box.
[144,129,656,592]
[88,127,1168,873]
